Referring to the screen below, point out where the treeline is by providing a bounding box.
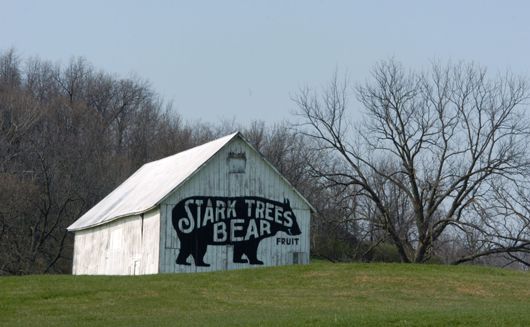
[1,49,528,274]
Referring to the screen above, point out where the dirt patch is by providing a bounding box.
[455,284,491,297]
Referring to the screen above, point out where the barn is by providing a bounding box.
[67,132,313,275]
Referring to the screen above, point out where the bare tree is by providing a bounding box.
[294,61,530,263]
[0,49,199,274]
[0,48,21,90]
[451,180,530,267]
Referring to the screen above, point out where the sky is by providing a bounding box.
[1,0,530,124]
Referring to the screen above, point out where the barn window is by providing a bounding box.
[228,151,246,173]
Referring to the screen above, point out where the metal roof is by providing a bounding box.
[67,132,239,231]
[67,131,315,232]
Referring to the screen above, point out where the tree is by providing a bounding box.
[452,180,530,268]
[0,49,200,274]
[294,60,530,263]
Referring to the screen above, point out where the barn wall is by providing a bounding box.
[159,137,311,273]
[72,209,160,275]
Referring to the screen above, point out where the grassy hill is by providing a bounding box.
[0,262,529,326]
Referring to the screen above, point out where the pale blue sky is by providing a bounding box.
[1,0,530,124]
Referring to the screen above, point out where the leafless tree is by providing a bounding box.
[451,180,530,267]
[295,60,530,263]
[0,50,198,274]
[0,48,21,90]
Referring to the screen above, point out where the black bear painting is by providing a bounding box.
[171,196,301,267]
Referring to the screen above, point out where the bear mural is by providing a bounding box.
[171,196,301,267]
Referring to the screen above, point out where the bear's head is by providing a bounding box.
[282,198,301,236]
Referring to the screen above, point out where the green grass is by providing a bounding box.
[0,262,529,326]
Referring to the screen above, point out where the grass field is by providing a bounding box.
[0,262,529,326]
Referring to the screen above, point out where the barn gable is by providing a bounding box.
[159,136,312,273]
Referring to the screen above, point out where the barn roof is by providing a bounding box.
[67,132,314,231]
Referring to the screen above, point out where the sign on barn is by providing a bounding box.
[67,132,313,275]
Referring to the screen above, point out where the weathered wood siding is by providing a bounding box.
[72,209,160,275]
[159,138,311,273]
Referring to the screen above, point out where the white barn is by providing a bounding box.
[67,132,313,275]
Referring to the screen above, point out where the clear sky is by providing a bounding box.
[1,0,530,124]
